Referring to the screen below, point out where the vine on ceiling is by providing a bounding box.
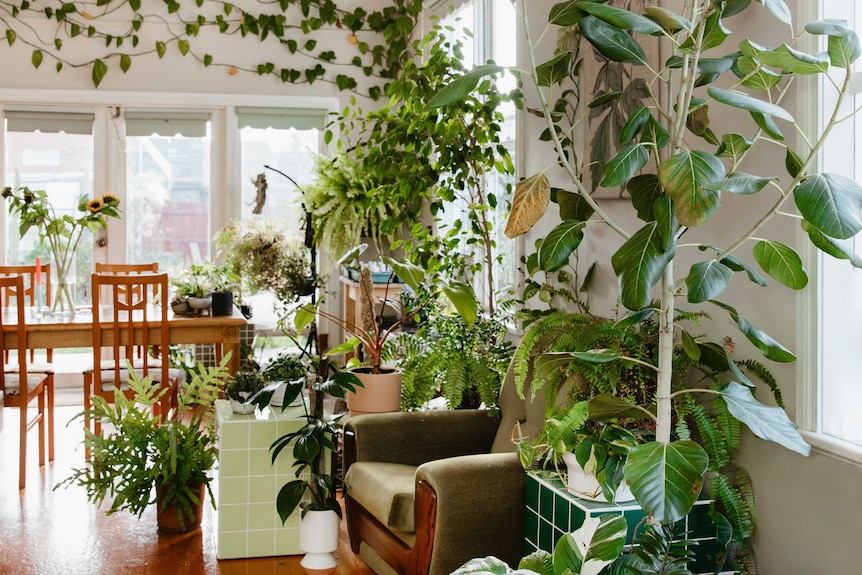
[0,0,424,99]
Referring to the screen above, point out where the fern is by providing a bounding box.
[737,358,784,408]
[709,473,755,542]
[690,403,729,470]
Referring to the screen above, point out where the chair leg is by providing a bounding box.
[83,373,92,459]
[46,374,54,461]
[38,390,46,467]
[18,401,26,490]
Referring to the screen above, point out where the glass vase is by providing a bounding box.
[50,245,77,316]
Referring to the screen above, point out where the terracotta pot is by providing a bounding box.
[299,509,340,569]
[347,367,402,416]
[156,483,205,533]
[561,452,635,503]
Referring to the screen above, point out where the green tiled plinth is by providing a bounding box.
[525,473,738,575]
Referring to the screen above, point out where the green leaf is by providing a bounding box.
[624,440,709,524]
[451,556,512,575]
[381,257,425,291]
[156,41,166,58]
[611,222,676,311]
[802,220,862,268]
[326,336,361,356]
[613,308,655,329]
[737,54,782,91]
[31,49,43,68]
[619,107,650,143]
[681,329,702,362]
[652,194,676,252]
[720,382,810,455]
[659,150,726,227]
[275,480,307,525]
[120,53,131,73]
[601,143,649,188]
[538,220,585,272]
[752,240,808,289]
[294,304,316,332]
[643,6,692,33]
[710,300,796,362]
[6,29,16,46]
[549,0,590,26]
[751,111,784,140]
[716,133,752,160]
[557,189,594,221]
[717,251,769,286]
[756,43,829,74]
[442,280,478,329]
[785,148,804,178]
[536,52,572,87]
[702,172,776,195]
[588,91,621,108]
[699,11,731,51]
[627,174,663,222]
[794,173,862,239]
[756,0,792,26]
[576,2,663,35]
[580,15,647,66]
[427,65,504,108]
[589,393,651,421]
[554,515,627,574]
[686,260,734,303]
[806,20,862,67]
[708,87,793,121]
[92,58,107,87]
[178,39,189,55]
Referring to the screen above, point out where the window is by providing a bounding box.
[430,0,521,315]
[802,0,862,462]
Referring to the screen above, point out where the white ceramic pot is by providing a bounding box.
[270,380,305,408]
[299,509,340,569]
[561,451,635,503]
[229,392,256,415]
[188,296,212,310]
[346,367,402,417]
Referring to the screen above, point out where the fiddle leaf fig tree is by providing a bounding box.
[431,0,862,524]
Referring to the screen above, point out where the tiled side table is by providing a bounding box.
[525,472,738,575]
[214,399,309,559]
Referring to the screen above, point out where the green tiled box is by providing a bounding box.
[525,473,738,575]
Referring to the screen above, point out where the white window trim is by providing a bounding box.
[0,88,338,264]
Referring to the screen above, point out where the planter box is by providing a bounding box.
[342,266,402,284]
[525,472,739,575]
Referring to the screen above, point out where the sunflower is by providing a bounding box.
[102,193,120,206]
[86,198,104,212]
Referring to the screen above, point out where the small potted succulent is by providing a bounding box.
[224,369,266,415]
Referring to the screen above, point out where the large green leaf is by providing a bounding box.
[619,107,650,143]
[686,260,734,303]
[576,2,663,35]
[589,393,653,421]
[659,150,725,227]
[716,133,753,161]
[806,20,862,67]
[506,173,551,238]
[702,172,776,195]
[717,251,769,286]
[611,222,676,311]
[802,220,862,268]
[275,479,307,525]
[601,143,649,188]
[549,0,591,26]
[710,300,796,362]
[794,173,862,240]
[643,5,692,33]
[720,382,811,455]
[627,174,663,222]
[552,515,627,575]
[381,257,425,291]
[442,280,478,329]
[557,189,595,221]
[580,15,647,66]
[450,556,512,575]
[652,194,676,252]
[537,52,573,87]
[538,220,586,272]
[708,87,793,121]
[751,111,784,140]
[756,43,829,74]
[737,54,782,91]
[756,0,791,25]
[427,65,504,108]
[752,240,808,289]
[624,440,709,524]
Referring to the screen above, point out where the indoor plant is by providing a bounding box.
[260,351,308,408]
[431,0,862,529]
[56,357,229,531]
[258,355,362,569]
[3,185,121,315]
[224,369,266,415]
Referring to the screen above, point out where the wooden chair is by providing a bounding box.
[94,263,159,360]
[0,274,51,489]
[0,264,55,461]
[83,271,178,442]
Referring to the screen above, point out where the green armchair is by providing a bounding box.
[342,365,545,575]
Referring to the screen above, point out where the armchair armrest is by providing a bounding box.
[417,452,526,574]
[344,409,500,468]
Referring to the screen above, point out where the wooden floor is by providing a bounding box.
[0,404,375,575]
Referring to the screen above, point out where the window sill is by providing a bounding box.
[799,430,862,469]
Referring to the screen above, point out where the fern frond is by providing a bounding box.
[737,358,784,408]
[690,403,729,470]
[709,473,754,542]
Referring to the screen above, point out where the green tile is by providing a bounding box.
[554,493,569,532]
[687,503,714,538]
[249,420,278,446]
[217,531,248,559]
[247,530,276,557]
[539,483,554,519]
[568,503,586,532]
[538,517,553,552]
[275,527,302,555]
[248,475,276,503]
[248,502,276,530]
[248,448,274,476]
[219,449,248,478]
[525,507,539,546]
[526,475,539,511]
[218,503,248,531]
[219,421,249,449]
[219,477,249,505]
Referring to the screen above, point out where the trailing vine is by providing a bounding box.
[0,0,424,99]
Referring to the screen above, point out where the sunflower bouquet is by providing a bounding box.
[3,185,121,314]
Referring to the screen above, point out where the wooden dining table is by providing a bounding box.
[1,306,247,375]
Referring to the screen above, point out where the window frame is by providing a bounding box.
[0,89,337,267]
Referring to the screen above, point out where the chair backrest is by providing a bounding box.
[491,357,547,453]
[91,271,170,400]
[95,263,159,303]
[0,274,29,394]
[0,264,52,309]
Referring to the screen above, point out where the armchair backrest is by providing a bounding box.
[491,358,545,453]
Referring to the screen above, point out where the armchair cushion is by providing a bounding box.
[345,461,417,532]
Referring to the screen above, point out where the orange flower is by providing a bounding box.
[87,198,104,212]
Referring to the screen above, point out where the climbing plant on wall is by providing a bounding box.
[0,0,423,99]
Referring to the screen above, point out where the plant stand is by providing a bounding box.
[525,472,739,574]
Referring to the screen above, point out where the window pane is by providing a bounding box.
[126,129,211,268]
[5,126,95,304]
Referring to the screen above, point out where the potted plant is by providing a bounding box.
[224,369,266,415]
[296,243,479,416]
[170,263,214,312]
[260,351,308,408]
[431,0,862,531]
[254,355,362,569]
[209,262,239,317]
[56,358,229,532]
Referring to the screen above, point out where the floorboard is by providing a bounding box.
[0,404,375,575]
